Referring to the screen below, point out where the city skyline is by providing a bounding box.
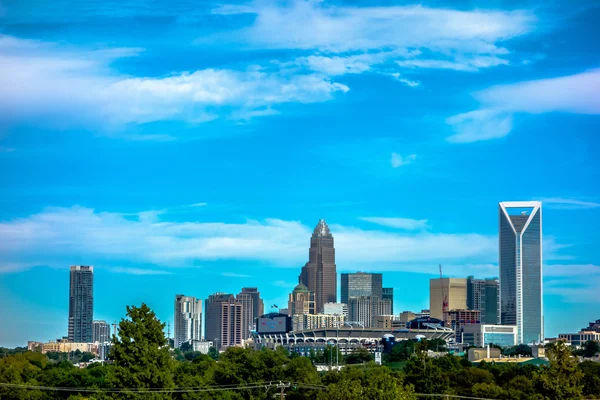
[1,0,599,347]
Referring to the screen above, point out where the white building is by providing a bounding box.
[462,324,518,348]
[194,340,214,354]
[323,302,348,316]
[174,295,202,349]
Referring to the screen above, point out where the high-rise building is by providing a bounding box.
[499,201,543,344]
[299,220,336,313]
[429,278,467,321]
[204,292,233,348]
[467,276,500,325]
[236,292,254,340]
[174,295,202,349]
[221,296,243,349]
[382,287,394,314]
[92,320,110,344]
[348,296,392,328]
[323,302,348,316]
[240,287,264,328]
[340,272,383,305]
[68,266,94,343]
[288,283,315,331]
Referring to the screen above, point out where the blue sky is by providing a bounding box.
[0,0,599,347]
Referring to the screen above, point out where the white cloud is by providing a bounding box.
[446,109,513,143]
[0,206,503,274]
[0,35,349,130]
[389,73,420,87]
[359,217,428,231]
[447,69,600,142]
[391,152,416,168]
[541,198,600,210]
[222,272,252,278]
[189,202,208,207]
[232,2,534,53]
[217,1,534,76]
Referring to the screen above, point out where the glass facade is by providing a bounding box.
[68,266,94,343]
[499,202,543,344]
[484,332,516,348]
[341,273,383,305]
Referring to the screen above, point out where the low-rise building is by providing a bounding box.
[461,324,518,348]
[293,314,346,331]
[323,302,348,317]
[194,341,214,354]
[41,340,98,355]
[558,331,600,347]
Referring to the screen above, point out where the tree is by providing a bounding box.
[180,341,193,352]
[580,361,600,398]
[344,348,372,364]
[207,347,219,360]
[388,340,414,362]
[537,341,584,400]
[403,352,449,394]
[581,340,600,358]
[504,344,532,357]
[109,303,174,398]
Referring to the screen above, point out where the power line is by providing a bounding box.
[0,381,327,394]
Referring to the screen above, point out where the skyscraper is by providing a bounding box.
[340,272,383,305]
[236,292,254,340]
[348,296,392,328]
[499,201,543,344]
[382,287,394,314]
[68,266,94,343]
[92,320,110,344]
[288,283,316,331]
[429,278,467,321]
[204,292,233,348]
[467,276,500,325]
[174,295,202,349]
[240,287,264,320]
[299,219,337,313]
[221,296,243,349]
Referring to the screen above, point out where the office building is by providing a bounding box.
[221,296,243,349]
[92,320,110,344]
[205,292,233,347]
[341,272,383,305]
[429,278,467,320]
[399,311,416,323]
[382,287,394,314]
[288,283,315,330]
[416,309,430,318]
[558,331,600,347]
[448,309,481,339]
[240,287,264,328]
[297,314,346,330]
[299,219,337,313]
[236,291,254,340]
[348,296,392,328]
[499,201,543,344]
[323,302,348,316]
[462,324,518,348]
[68,266,94,343]
[174,295,202,349]
[583,319,600,333]
[467,276,500,325]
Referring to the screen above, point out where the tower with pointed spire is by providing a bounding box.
[299,219,337,313]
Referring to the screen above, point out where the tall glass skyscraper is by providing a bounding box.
[68,266,94,343]
[499,201,543,344]
[299,220,336,313]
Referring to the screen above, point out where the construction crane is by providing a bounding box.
[439,264,448,323]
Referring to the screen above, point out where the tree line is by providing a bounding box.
[1,303,599,399]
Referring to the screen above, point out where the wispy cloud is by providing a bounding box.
[0,206,506,274]
[108,267,173,275]
[389,73,420,87]
[189,202,208,208]
[447,69,600,142]
[359,217,428,231]
[0,35,348,131]
[222,272,252,278]
[391,152,416,168]
[541,198,600,210]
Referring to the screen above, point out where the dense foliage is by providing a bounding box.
[1,304,599,400]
